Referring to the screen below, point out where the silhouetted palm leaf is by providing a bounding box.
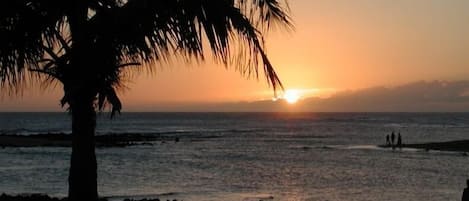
[1,0,291,110]
[90,0,291,92]
[0,0,68,88]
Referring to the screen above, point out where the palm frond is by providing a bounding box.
[237,0,292,31]
[0,0,68,90]
[89,0,291,92]
[1,0,292,113]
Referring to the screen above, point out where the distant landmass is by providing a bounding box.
[149,80,469,112]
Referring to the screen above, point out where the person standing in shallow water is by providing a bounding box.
[386,134,391,146]
[397,132,402,149]
[462,179,469,201]
[391,131,395,146]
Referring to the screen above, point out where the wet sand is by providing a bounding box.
[0,194,171,201]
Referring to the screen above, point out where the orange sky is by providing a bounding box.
[1,0,469,111]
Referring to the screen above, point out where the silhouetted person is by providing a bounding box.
[386,134,391,146]
[391,131,395,146]
[462,179,469,201]
[397,132,402,149]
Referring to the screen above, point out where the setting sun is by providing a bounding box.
[283,89,301,104]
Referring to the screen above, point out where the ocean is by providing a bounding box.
[0,112,468,201]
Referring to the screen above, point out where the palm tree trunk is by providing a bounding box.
[68,93,98,201]
[66,1,99,200]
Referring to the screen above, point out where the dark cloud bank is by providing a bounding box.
[160,80,469,112]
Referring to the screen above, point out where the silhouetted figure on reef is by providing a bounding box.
[397,132,402,149]
[391,131,395,146]
[386,134,391,146]
[462,179,469,201]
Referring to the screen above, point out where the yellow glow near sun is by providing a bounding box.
[283,89,301,104]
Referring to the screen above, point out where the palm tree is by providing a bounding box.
[0,1,292,201]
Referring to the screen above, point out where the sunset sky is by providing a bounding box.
[1,0,469,111]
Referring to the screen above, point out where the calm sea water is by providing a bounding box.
[0,112,469,201]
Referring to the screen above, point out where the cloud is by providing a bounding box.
[200,80,469,112]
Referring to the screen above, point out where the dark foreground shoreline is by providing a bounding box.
[378,140,469,152]
[0,194,174,201]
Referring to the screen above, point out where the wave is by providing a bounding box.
[0,128,268,138]
[105,192,180,201]
[0,128,68,136]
